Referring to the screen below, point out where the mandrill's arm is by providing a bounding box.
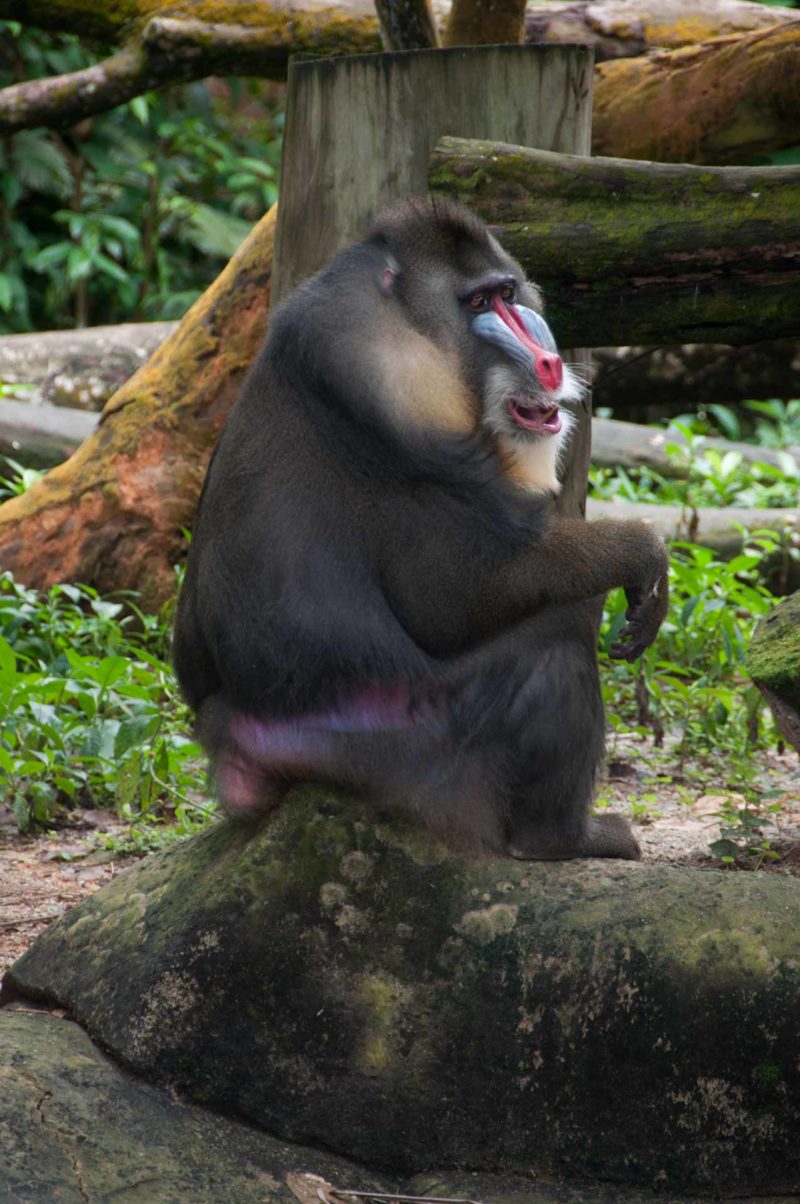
[478,516,669,661]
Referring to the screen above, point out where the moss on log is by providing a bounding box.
[0,205,275,608]
[593,22,800,164]
[429,137,800,346]
[748,592,800,752]
[527,0,800,61]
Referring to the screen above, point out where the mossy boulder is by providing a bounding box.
[748,591,800,752]
[4,787,800,1196]
[0,1008,390,1204]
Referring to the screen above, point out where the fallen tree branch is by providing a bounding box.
[430,137,800,346]
[526,0,799,61]
[588,498,800,580]
[0,322,176,410]
[0,13,384,132]
[5,0,798,139]
[591,417,800,478]
[0,399,95,467]
[593,21,800,164]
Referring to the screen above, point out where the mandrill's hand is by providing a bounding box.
[611,560,670,663]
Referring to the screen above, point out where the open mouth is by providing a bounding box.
[507,398,562,435]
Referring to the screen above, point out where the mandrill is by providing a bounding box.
[174,198,668,860]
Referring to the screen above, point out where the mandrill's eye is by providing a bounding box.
[468,292,490,312]
[500,284,516,303]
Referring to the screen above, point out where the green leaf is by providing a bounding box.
[116,749,142,811]
[114,714,158,758]
[0,635,16,679]
[182,203,253,258]
[12,131,73,199]
[94,253,130,284]
[130,95,150,125]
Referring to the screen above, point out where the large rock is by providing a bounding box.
[748,591,800,753]
[3,787,800,1196]
[0,1008,389,1204]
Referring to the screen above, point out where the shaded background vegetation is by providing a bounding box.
[0,21,282,331]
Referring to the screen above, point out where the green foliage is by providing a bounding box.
[0,457,44,500]
[590,420,800,510]
[0,23,282,331]
[0,572,214,843]
[600,532,782,765]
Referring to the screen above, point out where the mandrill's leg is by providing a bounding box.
[473,602,640,862]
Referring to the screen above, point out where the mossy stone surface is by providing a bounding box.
[4,787,800,1195]
[748,591,800,750]
[0,1008,388,1204]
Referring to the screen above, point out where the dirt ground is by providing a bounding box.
[1,741,799,978]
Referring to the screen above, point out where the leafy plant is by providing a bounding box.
[0,572,213,842]
[0,22,282,331]
[589,424,800,510]
[0,457,44,500]
[600,532,783,765]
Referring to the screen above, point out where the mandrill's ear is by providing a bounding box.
[380,256,400,296]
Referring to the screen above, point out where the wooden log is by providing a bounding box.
[591,416,800,478]
[0,207,276,607]
[587,497,800,571]
[526,0,800,62]
[593,22,800,164]
[429,137,800,347]
[273,45,594,519]
[0,323,176,411]
[0,400,96,468]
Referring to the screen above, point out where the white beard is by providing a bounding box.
[483,363,583,495]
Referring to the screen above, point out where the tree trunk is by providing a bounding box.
[592,22,800,164]
[429,137,800,346]
[445,0,527,46]
[375,0,439,49]
[590,416,799,478]
[0,207,276,608]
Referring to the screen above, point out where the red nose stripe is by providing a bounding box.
[491,296,563,392]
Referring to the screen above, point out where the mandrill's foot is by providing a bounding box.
[214,747,290,822]
[506,812,641,861]
[581,813,641,860]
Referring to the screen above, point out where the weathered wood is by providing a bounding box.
[430,137,800,347]
[273,46,593,301]
[0,322,175,410]
[526,0,799,62]
[0,399,96,468]
[375,0,439,49]
[591,416,800,478]
[593,22,800,164]
[588,497,800,568]
[273,46,593,519]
